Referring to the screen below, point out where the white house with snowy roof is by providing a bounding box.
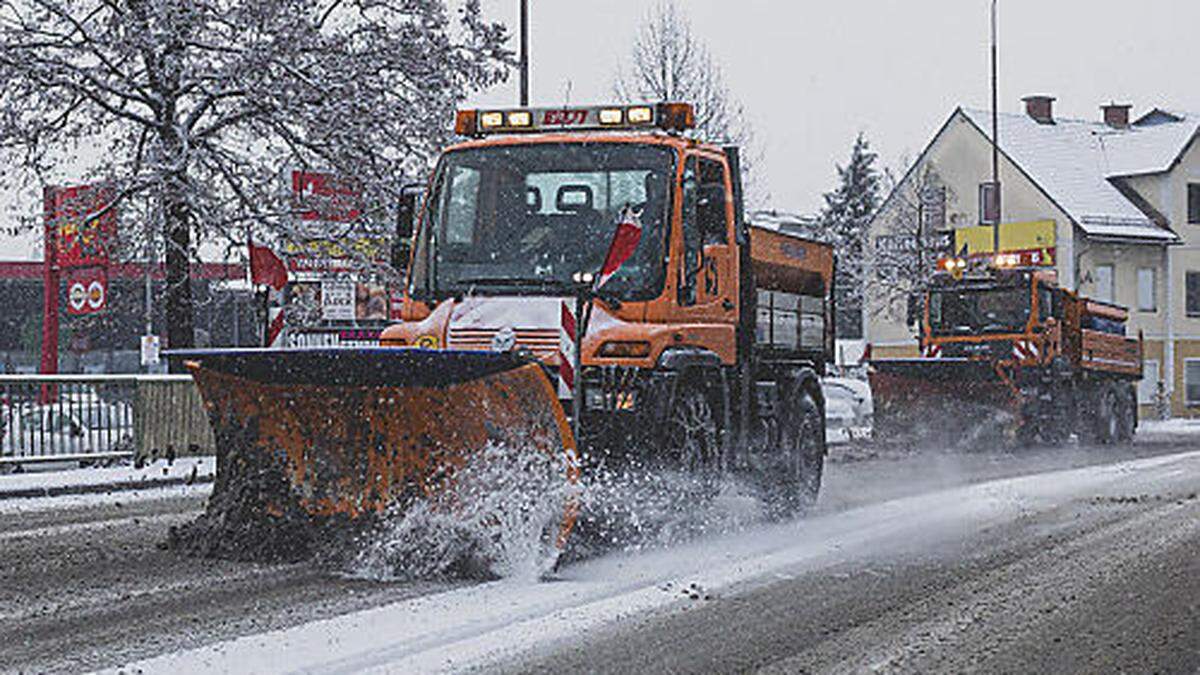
[867,96,1200,417]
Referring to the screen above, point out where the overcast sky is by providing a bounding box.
[475,0,1200,214]
[3,0,1197,260]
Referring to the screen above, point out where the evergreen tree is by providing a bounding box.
[820,133,881,340]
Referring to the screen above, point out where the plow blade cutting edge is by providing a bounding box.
[174,348,579,557]
[869,358,1019,446]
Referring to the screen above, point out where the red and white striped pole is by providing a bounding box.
[558,300,575,400]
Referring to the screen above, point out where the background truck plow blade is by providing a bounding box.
[869,359,1018,446]
[173,348,578,560]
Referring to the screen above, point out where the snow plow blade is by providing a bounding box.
[173,348,579,557]
[868,358,1018,446]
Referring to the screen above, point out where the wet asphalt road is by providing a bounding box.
[1,430,1197,674]
[509,441,1200,674]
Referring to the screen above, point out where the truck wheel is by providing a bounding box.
[1114,384,1136,445]
[1095,385,1121,445]
[1021,389,1070,447]
[665,377,722,492]
[763,391,825,519]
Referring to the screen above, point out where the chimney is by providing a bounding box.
[1022,95,1056,124]
[1102,103,1132,129]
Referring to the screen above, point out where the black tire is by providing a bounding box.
[1091,384,1121,446]
[664,375,722,493]
[1114,384,1136,445]
[1020,387,1071,448]
[763,390,825,519]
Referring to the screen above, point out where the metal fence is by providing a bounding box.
[0,374,215,468]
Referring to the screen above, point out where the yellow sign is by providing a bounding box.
[283,237,388,260]
[954,220,1056,266]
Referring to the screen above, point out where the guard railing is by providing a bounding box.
[0,375,215,468]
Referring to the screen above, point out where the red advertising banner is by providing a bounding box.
[291,170,362,224]
[65,267,108,315]
[45,184,116,269]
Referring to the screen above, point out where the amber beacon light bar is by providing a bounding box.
[455,102,696,136]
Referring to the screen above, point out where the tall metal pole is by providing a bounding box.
[990,0,1001,255]
[519,0,529,106]
[40,187,59,378]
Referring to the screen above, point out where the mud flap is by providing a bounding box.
[173,348,579,559]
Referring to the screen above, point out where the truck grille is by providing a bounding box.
[447,328,560,363]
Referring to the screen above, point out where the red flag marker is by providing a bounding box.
[595,205,643,289]
[249,241,288,291]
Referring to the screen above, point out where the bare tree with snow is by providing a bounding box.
[0,0,511,350]
[613,0,763,205]
[867,160,957,327]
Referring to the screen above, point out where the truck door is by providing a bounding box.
[679,154,736,318]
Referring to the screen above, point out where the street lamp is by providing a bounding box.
[519,0,529,106]
[989,0,1002,255]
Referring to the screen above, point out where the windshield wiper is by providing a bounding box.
[457,276,570,289]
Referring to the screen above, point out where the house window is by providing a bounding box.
[1188,272,1200,317]
[1139,360,1160,404]
[979,182,1000,225]
[921,186,946,233]
[1094,265,1114,303]
[1189,184,1200,224]
[1137,268,1156,311]
[1187,360,1200,406]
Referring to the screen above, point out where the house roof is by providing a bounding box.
[959,107,1196,243]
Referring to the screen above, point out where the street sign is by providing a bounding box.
[140,334,161,366]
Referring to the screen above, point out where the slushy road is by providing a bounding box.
[1,427,1196,673]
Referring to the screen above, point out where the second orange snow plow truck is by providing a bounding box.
[179,102,835,549]
[869,263,1142,446]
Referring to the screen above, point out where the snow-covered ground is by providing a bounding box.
[1139,417,1200,435]
[0,457,214,512]
[107,449,1200,674]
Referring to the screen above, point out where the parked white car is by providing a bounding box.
[822,377,873,441]
[1,400,134,462]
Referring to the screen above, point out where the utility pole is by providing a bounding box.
[519,0,529,106]
[990,0,1002,256]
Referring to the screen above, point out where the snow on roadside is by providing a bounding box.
[0,457,213,514]
[1138,418,1200,435]
[0,482,212,515]
[0,456,214,492]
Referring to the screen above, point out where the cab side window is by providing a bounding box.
[679,158,700,306]
[697,158,728,246]
[1039,285,1056,322]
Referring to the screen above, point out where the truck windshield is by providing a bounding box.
[410,142,675,299]
[928,285,1031,336]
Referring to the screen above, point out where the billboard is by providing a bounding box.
[292,170,362,224]
[954,220,1056,267]
[45,184,116,269]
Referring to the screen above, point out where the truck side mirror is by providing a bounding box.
[906,293,922,327]
[394,184,423,271]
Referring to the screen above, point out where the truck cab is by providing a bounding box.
[381,102,835,514]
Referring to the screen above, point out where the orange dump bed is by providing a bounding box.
[749,227,833,296]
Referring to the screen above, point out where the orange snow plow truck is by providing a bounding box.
[869,263,1143,447]
[176,102,835,548]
